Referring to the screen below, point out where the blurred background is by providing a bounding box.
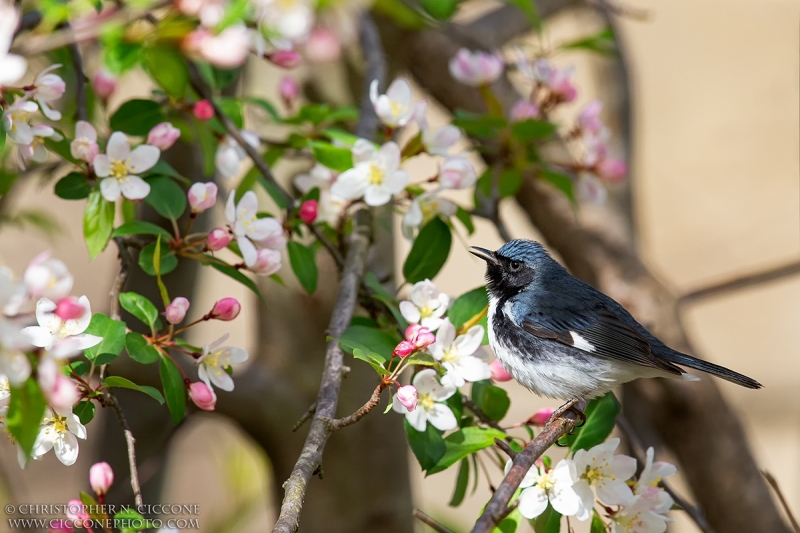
[0,0,798,532]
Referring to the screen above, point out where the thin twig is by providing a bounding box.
[470,402,585,533]
[463,397,505,431]
[106,391,143,507]
[413,509,457,533]
[291,402,316,432]
[616,413,714,533]
[66,37,87,122]
[763,471,800,533]
[493,437,517,460]
[326,382,387,430]
[110,238,133,321]
[679,259,800,305]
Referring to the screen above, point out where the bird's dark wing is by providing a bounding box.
[517,293,683,375]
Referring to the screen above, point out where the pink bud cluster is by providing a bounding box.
[165,297,190,324]
[392,324,435,358]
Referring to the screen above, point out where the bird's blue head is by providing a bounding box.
[469,239,560,300]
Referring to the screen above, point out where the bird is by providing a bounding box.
[469,239,761,415]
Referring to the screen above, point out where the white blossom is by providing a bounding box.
[370,78,415,128]
[634,447,676,514]
[294,164,347,226]
[330,139,408,207]
[399,279,449,331]
[610,496,669,533]
[3,101,40,145]
[254,0,315,42]
[94,132,159,202]
[392,368,457,431]
[508,459,583,519]
[0,3,27,87]
[21,296,102,358]
[29,64,66,120]
[402,193,457,240]
[430,318,490,388]
[32,407,86,466]
[572,438,637,519]
[197,333,249,391]
[414,101,461,156]
[224,191,284,267]
[215,131,259,179]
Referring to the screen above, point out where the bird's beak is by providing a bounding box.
[469,246,499,266]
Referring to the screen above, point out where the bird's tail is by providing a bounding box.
[661,351,762,389]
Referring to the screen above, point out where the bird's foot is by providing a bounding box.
[547,399,586,429]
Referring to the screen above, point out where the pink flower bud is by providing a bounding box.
[188,381,217,411]
[92,68,117,101]
[393,340,415,358]
[304,27,342,63]
[48,376,80,411]
[211,297,240,321]
[207,228,232,251]
[489,359,513,382]
[396,385,418,412]
[595,158,627,183]
[405,324,435,350]
[299,199,318,224]
[66,500,89,522]
[250,248,282,276]
[448,48,504,87]
[54,296,85,321]
[193,100,214,121]
[509,99,540,122]
[188,182,218,213]
[89,462,114,496]
[439,157,477,190]
[279,76,299,108]
[165,297,190,324]
[266,49,301,69]
[529,407,555,426]
[146,122,181,151]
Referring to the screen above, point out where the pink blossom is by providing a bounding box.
[405,324,435,350]
[146,122,181,151]
[449,48,504,87]
[439,157,477,190]
[304,27,342,63]
[522,58,577,103]
[54,296,85,321]
[578,100,604,134]
[30,64,66,120]
[89,462,114,496]
[529,407,555,426]
[207,228,232,250]
[92,68,117,101]
[211,297,241,321]
[188,381,217,410]
[70,121,99,163]
[279,76,299,109]
[393,340,415,358]
[489,359,513,382]
[299,200,318,224]
[396,385,418,412]
[249,248,282,276]
[188,182,218,213]
[193,100,214,121]
[510,100,540,122]
[595,158,627,183]
[42,369,79,412]
[65,500,89,522]
[165,297,190,324]
[184,25,249,68]
[266,49,302,69]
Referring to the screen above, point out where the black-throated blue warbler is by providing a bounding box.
[469,240,761,412]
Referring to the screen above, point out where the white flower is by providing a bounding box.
[32,407,87,466]
[94,132,159,202]
[294,164,347,226]
[224,191,284,267]
[70,121,99,163]
[330,139,408,207]
[23,251,73,300]
[215,131,259,179]
[254,0,315,42]
[2,100,40,145]
[29,64,66,120]
[17,123,55,164]
[430,318,490,388]
[249,248,282,276]
[439,156,477,189]
[572,438,637,518]
[0,3,27,87]
[610,496,669,533]
[634,447,676,514]
[399,280,450,331]
[507,459,583,519]
[370,78,415,128]
[0,375,8,408]
[392,368,457,431]
[197,333,249,391]
[21,296,102,358]
[402,193,457,240]
[414,101,461,156]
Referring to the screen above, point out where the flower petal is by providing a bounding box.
[129,145,160,173]
[330,167,369,200]
[363,186,391,207]
[106,132,130,160]
[399,301,421,324]
[119,175,151,201]
[93,154,111,177]
[99,178,121,202]
[54,432,79,466]
[427,403,457,431]
[518,486,549,519]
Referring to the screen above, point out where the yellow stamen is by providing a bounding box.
[368,164,384,185]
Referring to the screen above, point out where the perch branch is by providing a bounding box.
[105,391,143,507]
[413,509,457,533]
[326,382,387,431]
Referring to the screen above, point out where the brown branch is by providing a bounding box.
[186,62,344,269]
[105,391,143,507]
[110,238,133,321]
[291,401,316,432]
[493,437,517,460]
[679,259,800,305]
[66,37,87,122]
[326,382,387,430]
[413,509,457,533]
[763,471,800,533]
[471,403,585,533]
[463,397,505,432]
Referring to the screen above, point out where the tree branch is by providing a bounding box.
[110,238,133,321]
[413,509,457,533]
[325,382,387,431]
[67,37,87,122]
[471,404,585,533]
[105,391,143,507]
[679,259,800,305]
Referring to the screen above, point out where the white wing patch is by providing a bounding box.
[570,331,596,352]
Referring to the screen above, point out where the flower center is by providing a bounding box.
[368,164,384,185]
[583,464,614,485]
[110,159,131,179]
[204,349,232,376]
[238,208,258,231]
[418,393,435,411]
[441,347,459,364]
[536,471,555,492]
[44,415,68,436]
[390,101,407,117]
[418,305,434,319]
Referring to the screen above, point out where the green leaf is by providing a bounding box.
[154,235,170,307]
[205,260,266,302]
[352,348,389,376]
[109,99,166,136]
[339,324,398,360]
[566,392,620,452]
[455,206,475,235]
[138,241,178,276]
[511,119,556,141]
[504,0,541,31]
[419,0,459,19]
[6,378,47,457]
[540,170,575,204]
[112,221,172,239]
[159,356,186,424]
[496,507,522,533]
[54,172,91,200]
[125,332,160,364]
[119,292,159,327]
[104,376,165,404]
[310,142,353,172]
[532,504,561,533]
[245,96,281,121]
[73,400,96,425]
[403,217,452,283]
[590,511,606,533]
[560,27,616,56]
[83,188,115,260]
[405,418,446,471]
[323,128,361,146]
[449,458,470,507]
[428,427,506,474]
[449,287,488,329]
[406,351,438,367]
[145,177,187,219]
[142,45,189,98]
[471,381,510,422]
[218,97,245,129]
[287,241,318,294]
[372,0,427,29]
[83,313,127,361]
[452,110,507,138]
[499,169,523,198]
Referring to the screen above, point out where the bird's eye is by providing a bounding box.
[509,260,521,272]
